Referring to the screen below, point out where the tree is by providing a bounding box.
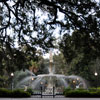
[59,30,100,86]
[0,0,99,73]
[53,53,68,75]
[0,0,98,31]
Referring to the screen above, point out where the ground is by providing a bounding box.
[0,98,100,100]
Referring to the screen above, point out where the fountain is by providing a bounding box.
[14,51,88,94]
[13,69,35,89]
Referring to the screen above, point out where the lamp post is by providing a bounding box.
[40,82,43,98]
[30,77,34,87]
[32,77,34,81]
[73,80,76,89]
[94,72,98,89]
[11,72,14,91]
[40,82,43,88]
[76,78,80,89]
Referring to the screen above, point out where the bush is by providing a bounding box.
[0,88,11,97]
[12,89,31,97]
[88,87,97,92]
[63,87,72,95]
[97,87,100,91]
[64,88,100,98]
[0,88,31,98]
[65,89,90,97]
[26,88,33,95]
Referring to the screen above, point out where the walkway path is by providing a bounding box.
[0,98,100,100]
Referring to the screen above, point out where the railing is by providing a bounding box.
[32,87,64,98]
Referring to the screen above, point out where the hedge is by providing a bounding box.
[12,89,31,98]
[64,88,100,98]
[0,88,31,98]
[26,88,34,95]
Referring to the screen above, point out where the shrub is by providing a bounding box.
[88,87,97,92]
[0,88,31,98]
[64,88,100,98]
[27,88,33,95]
[12,89,31,97]
[65,90,90,97]
[63,87,72,95]
[0,88,11,97]
[97,87,100,91]
[76,88,86,91]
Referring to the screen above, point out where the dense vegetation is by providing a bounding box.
[64,88,100,98]
[0,0,100,88]
[59,30,100,86]
[0,88,31,97]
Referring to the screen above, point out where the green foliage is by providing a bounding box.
[26,88,33,95]
[65,90,90,97]
[0,88,11,97]
[63,87,72,95]
[12,89,31,98]
[0,76,8,88]
[97,87,100,90]
[64,88,100,97]
[36,58,49,75]
[60,30,100,87]
[88,87,97,92]
[53,53,68,74]
[0,0,99,74]
[0,88,31,97]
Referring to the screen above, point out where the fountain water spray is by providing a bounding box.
[14,51,88,93]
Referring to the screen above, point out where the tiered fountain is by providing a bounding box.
[14,51,88,94]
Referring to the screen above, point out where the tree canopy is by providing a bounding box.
[59,30,100,86]
[0,0,100,74]
[0,0,99,39]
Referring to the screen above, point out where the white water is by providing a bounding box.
[14,53,88,91]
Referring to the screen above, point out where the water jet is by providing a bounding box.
[14,51,88,94]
